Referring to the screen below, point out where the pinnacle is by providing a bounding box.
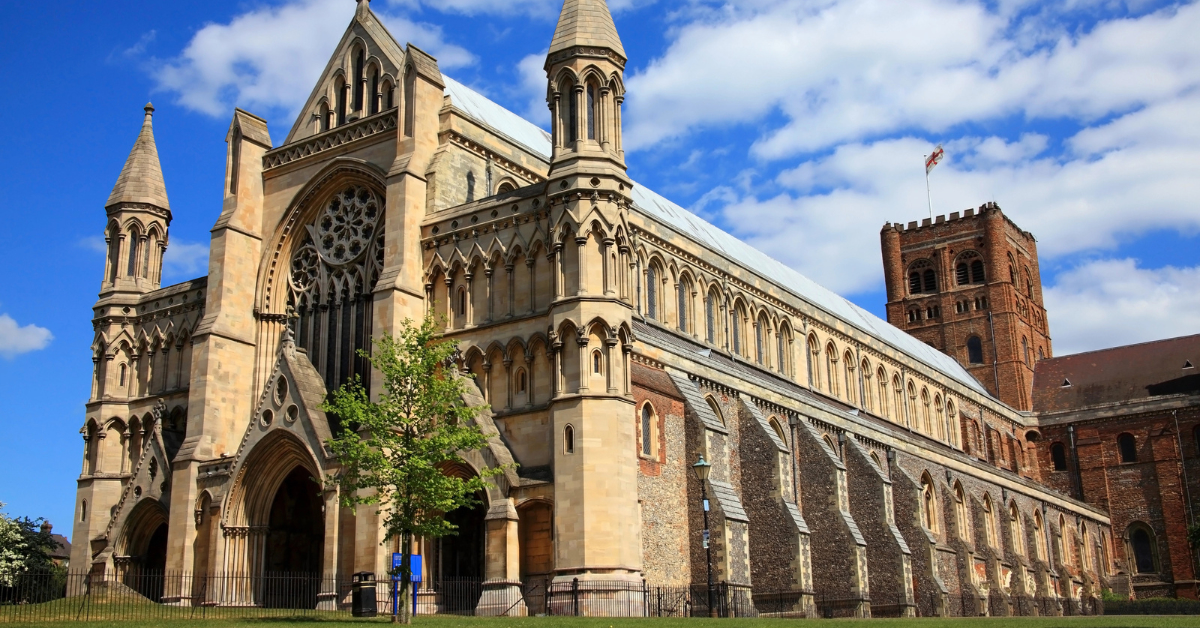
[107,103,170,212]
[548,0,625,61]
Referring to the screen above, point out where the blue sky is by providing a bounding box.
[1,0,1198,530]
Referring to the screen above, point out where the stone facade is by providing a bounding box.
[70,0,1118,617]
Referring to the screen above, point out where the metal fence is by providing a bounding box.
[0,568,1103,622]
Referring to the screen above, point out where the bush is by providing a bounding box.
[1104,596,1200,615]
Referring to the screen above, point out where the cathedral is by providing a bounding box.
[71,0,1130,616]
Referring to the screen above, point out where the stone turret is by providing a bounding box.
[101,103,171,295]
[544,0,628,178]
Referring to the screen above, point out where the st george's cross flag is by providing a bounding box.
[925,145,945,174]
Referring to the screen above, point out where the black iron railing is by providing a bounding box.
[0,568,1104,622]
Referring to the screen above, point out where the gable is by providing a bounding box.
[284,4,408,145]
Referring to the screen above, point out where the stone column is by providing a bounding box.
[444,277,454,330]
[485,267,494,323]
[526,258,536,314]
[478,498,524,616]
[318,486,341,610]
[505,263,515,319]
[605,338,618,394]
[502,357,513,412]
[576,332,589,394]
[524,352,535,409]
[576,236,588,295]
[465,272,475,327]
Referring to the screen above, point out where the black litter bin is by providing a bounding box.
[352,571,377,617]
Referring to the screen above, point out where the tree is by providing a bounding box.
[0,502,60,592]
[323,314,501,624]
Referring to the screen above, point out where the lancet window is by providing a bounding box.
[288,184,384,394]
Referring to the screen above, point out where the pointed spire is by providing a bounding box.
[107,103,170,212]
[548,0,625,61]
[355,0,370,19]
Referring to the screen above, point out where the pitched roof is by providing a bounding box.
[548,0,626,60]
[1033,333,1200,412]
[439,78,988,397]
[107,103,169,211]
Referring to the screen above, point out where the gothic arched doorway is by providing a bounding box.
[119,500,169,601]
[435,496,486,580]
[261,466,324,608]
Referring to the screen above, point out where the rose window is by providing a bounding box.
[312,185,379,265]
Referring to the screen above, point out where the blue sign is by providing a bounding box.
[391,553,422,582]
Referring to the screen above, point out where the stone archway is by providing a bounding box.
[220,430,333,608]
[118,499,169,601]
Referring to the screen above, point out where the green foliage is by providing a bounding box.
[1187,522,1200,549]
[0,502,59,587]
[322,315,501,622]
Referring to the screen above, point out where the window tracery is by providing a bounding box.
[288,184,384,394]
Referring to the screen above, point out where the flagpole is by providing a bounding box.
[924,154,933,220]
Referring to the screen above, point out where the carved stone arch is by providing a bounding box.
[527,332,551,357]
[553,67,579,91]
[223,429,324,530]
[116,497,170,561]
[505,336,528,359]
[579,64,607,86]
[257,158,387,314]
[607,72,625,97]
[504,242,526,267]
[584,316,615,341]
[462,345,486,369]
[105,219,121,238]
[121,216,147,233]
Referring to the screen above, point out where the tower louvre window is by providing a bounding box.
[967,336,983,364]
[909,272,921,294]
[956,263,969,285]
[923,269,937,292]
[971,259,985,283]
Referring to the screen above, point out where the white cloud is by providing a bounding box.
[0,314,52,359]
[623,0,1200,156]
[78,236,108,255]
[163,240,211,280]
[154,0,474,119]
[698,90,1200,296]
[1044,259,1200,355]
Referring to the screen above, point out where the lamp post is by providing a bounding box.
[692,455,716,618]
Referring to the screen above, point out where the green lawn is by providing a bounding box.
[13,617,1200,628]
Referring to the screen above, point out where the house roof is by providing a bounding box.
[440,76,988,397]
[1033,334,1200,412]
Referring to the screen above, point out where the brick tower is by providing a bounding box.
[880,203,1051,410]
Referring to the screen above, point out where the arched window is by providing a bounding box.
[641,403,654,457]
[971,259,985,283]
[466,171,476,203]
[824,434,839,457]
[353,48,365,112]
[861,360,873,412]
[1022,336,1030,367]
[1008,253,1017,284]
[731,305,743,355]
[497,181,515,194]
[706,395,725,426]
[457,287,467,318]
[908,259,936,294]
[967,336,984,364]
[825,344,839,397]
[119,363,128,388]
[80,500,87,522]
[1118,433,1137,463]
[567,83,578,144]
[1129,524,1157,573]
[920,388,931,433]
[778,329,789,376]
[983,494,997,548]
[1024,266,1034,297]
[678,279,690,333]
[564,424,575,454]
[844,352,857,404]
[126,227,141,278]
[1051,442,1067,470]
[1009,503,1024,556]
[755,317,766,365]
[954,483,971,542]
[1034,511,1047,561]
[921,474,938,533]
[517,369,527,393]
[956,262,969,285]
[877,368,889,419]
[769,417,786,443]
[1058,515,1070,565]
[586,84,596,141]
[646,264,658,319]
[808,335,821,390]
[369,66,380,115]
[706,291,717,343]
[592,350,603,376]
